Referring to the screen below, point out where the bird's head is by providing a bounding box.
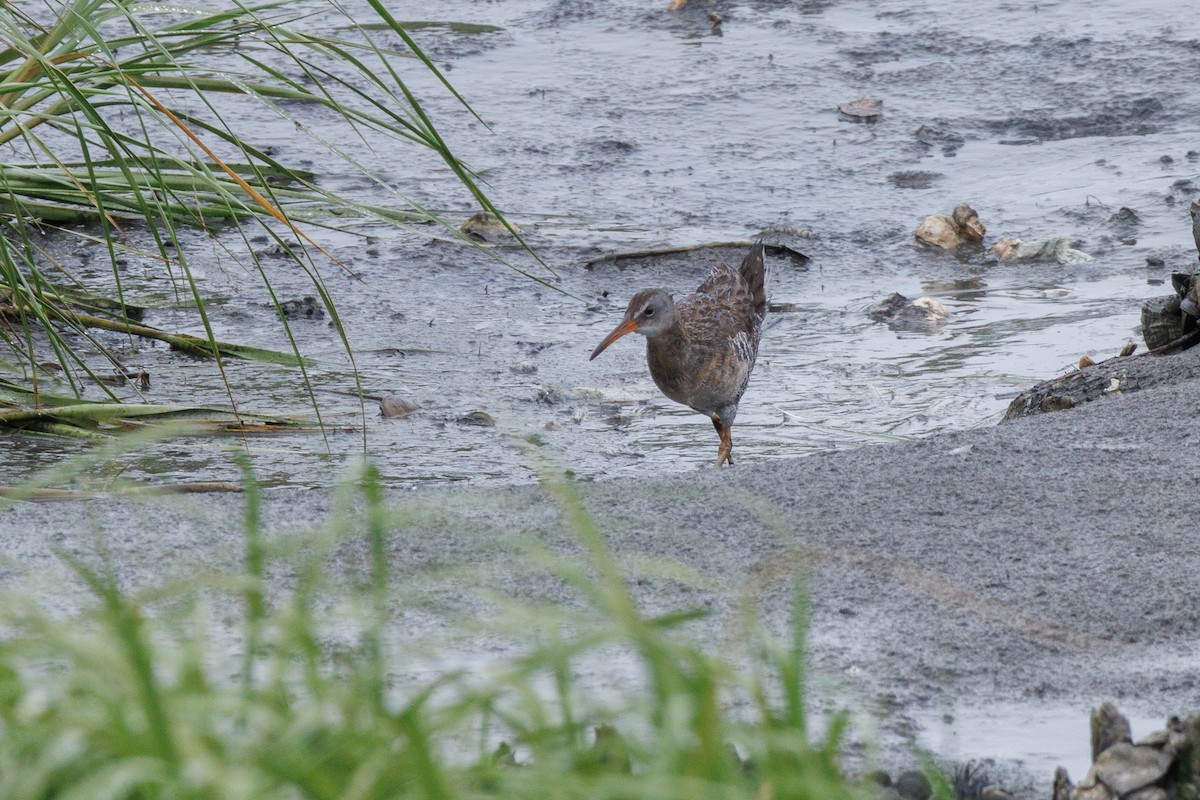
[589,289,676,360]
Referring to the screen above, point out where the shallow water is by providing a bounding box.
[916,703,1164,790]
[5,0,1200,487]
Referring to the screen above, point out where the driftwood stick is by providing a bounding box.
[584,240,806,269]
[0,482,243,503]
[585,241,757,268]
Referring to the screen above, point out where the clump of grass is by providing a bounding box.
[0,0,542,431]
[0,465,873,799]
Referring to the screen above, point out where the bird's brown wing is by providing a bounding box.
[694,262,748,305]
[694,243,768,324]
[687,263,760,350]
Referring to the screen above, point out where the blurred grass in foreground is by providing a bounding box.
[0,462,889,800]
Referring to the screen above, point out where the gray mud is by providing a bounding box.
[4,357,1200,795]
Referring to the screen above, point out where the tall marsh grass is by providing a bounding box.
[0,0,534,426]
[0,465,873,799]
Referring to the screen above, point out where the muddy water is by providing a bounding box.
[6,0,1200,490]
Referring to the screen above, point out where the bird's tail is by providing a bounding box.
[739,240,768,318]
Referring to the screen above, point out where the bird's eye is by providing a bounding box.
[643,308,655,317]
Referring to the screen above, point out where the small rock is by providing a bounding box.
[1078,356,1095,369]
[457,410,496,427]
[379,395,420,418]
[979,786,1015,800]
[1125,788,1168,800]
[1172,272,1200,317]
[992,237,1092,265]
[868,292,950,332]
[1140,295,1189,350]
[1134,730,1171,749]
[537,386,565,405]
[279,296,325,320]
[915,203,985,249]
[1070,780,1114,800]
[1041,394,1076,412]
[916,214,962,248]
[1146,255,1166,267]
[1119,342,1137,357]
[866,770,892,787]
[895,770,932,800]
[1106,207,1141,229]
[838,97,883,121]
[461,211,521,243]
[510,361,538,375]
[1053,767,1074,800]
[1090,743,1172,797]
[1190,199,1200,258]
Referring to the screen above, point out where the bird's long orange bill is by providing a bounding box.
[589,318,638,360]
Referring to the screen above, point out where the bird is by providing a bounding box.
[589,241,768,467]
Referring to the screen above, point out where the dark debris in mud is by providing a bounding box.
[888,171,943,190]
[913,124,966,157]
[985,98,1163,144]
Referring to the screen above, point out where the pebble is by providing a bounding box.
[457,410,496,427]
[868,292,949,333]
[980,786,1015,800]
[461,211,521,243]
[914,203,985,249]
[992,237,1092,265]
[279,296,325,320]
[1090,743,1172,796]
[379,396,420,418]
[510,361,538,375]
[895,770,932,800]
[838,96,883,121]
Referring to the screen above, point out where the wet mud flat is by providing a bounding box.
[4,354,1200,796]
[8,0,1200,488]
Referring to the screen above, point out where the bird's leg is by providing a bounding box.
[712,416,734,467]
